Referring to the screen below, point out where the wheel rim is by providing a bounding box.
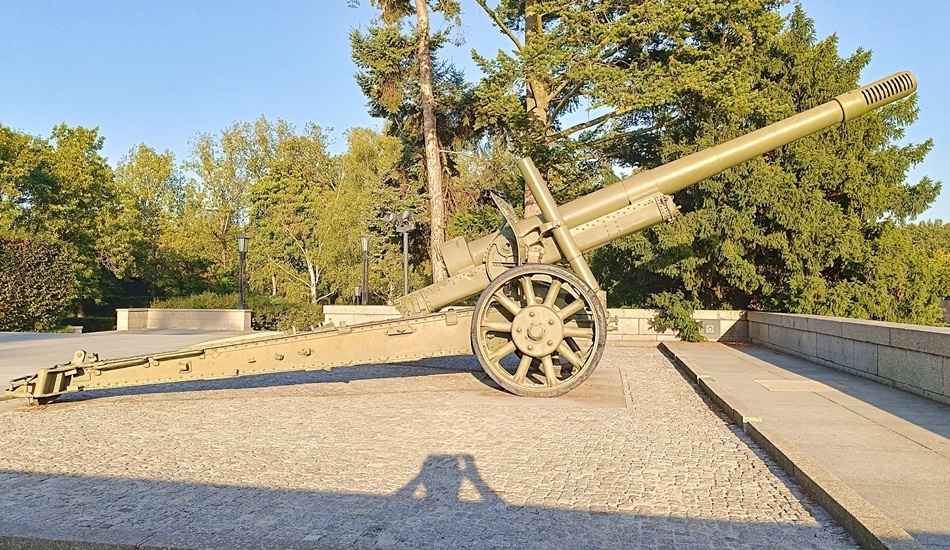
[471,265,606,397]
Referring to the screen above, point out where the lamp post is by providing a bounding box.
[382,211,415,296]
[360,236,370,305]
[236,236,249,310]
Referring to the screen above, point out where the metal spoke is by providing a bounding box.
[563,327,594,339]
[542,280,562,308]
[557,298,586,320]
[513,354,532,384]
[521,275,536,305]
[565,337,582,354]
[541,355,559,387]
[472,264,606,398]
[557,342,585,369]
[481,321,513,333]
[493,291,522,316]
[489,340,517,363]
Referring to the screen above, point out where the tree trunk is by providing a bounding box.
[147,232,158,299]
[414,0,448,282]
[306,257,318,304]
[217,212,230,266]
[523,0,549,219]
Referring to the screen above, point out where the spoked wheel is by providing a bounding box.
[471,264,606,397]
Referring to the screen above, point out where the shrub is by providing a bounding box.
[151,293,323,332]
[60,316,116,333]
[649,291,705,342]
[0,236,75,331]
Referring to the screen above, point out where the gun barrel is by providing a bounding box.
[560,71,917,228]
[399,71,917,316]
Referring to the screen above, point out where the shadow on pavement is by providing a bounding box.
[0,453,856,549]
[51,355,494,403]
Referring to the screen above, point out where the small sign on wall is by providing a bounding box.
[702,319,720,339]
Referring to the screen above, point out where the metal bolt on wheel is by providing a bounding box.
[471,264,606,397]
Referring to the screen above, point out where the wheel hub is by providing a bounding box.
[511,305,563,357]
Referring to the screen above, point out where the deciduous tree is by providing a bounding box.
[0,124,120,310]
[112,144,186,297]
[249,122,365,303]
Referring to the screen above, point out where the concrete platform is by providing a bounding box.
[0,330,254,383]
[663,341,950,550]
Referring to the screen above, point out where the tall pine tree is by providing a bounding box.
[351,1,472,282]
[592,7,943,324]
[472,0,787,214]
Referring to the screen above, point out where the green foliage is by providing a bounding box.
[246,120,393,304]
[350,4,468,148]
[350,4,477,278]
[250,299,325,332]
[1,2,944,334]
[151,293,324,332]
[0,124,120,307]
[184,121,260,272]
[339,128,432,302]
[472,0,787,206]
[442,138,524,241]
[0,235,74,331]
[111,144,190,297]
[904,221,950,298]
[593,7,944,326]
[60,317,117,333]
[117,119,419,308]
[447,205,501,240]
[649,291,705,342]
[249,121,346,303]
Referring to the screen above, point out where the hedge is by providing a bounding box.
[0,235,74,331]
[61,316,117,333]
[151,293,323,332]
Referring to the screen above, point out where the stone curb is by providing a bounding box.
[0,519,349,550]
[659,342,923,550]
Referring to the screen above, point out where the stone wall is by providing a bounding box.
[749,311,950,406]
[117,308,251,331]
[607,309,747,344]
[321,305,748,343]
[323,305,403,326]
[322,306,949,406]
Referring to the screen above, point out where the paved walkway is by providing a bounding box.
[664,342,950,550]
[0,330,253,382]
[0,347,854,549]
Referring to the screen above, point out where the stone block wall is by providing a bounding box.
[321,306,950,405]
[117,309,252,331]
[322,305,748,344]
[607,309,747,344]
[749,312,950,406]
[323,305,403,326]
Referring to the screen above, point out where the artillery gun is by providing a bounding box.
[6,72,918,404]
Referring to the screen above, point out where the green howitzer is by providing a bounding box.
[6,71,917,404]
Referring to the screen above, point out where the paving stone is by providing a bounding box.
[0,348,855,549]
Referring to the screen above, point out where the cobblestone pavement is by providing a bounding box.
[0,346,856,549]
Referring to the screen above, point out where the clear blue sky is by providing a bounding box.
[1,1,947,220]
